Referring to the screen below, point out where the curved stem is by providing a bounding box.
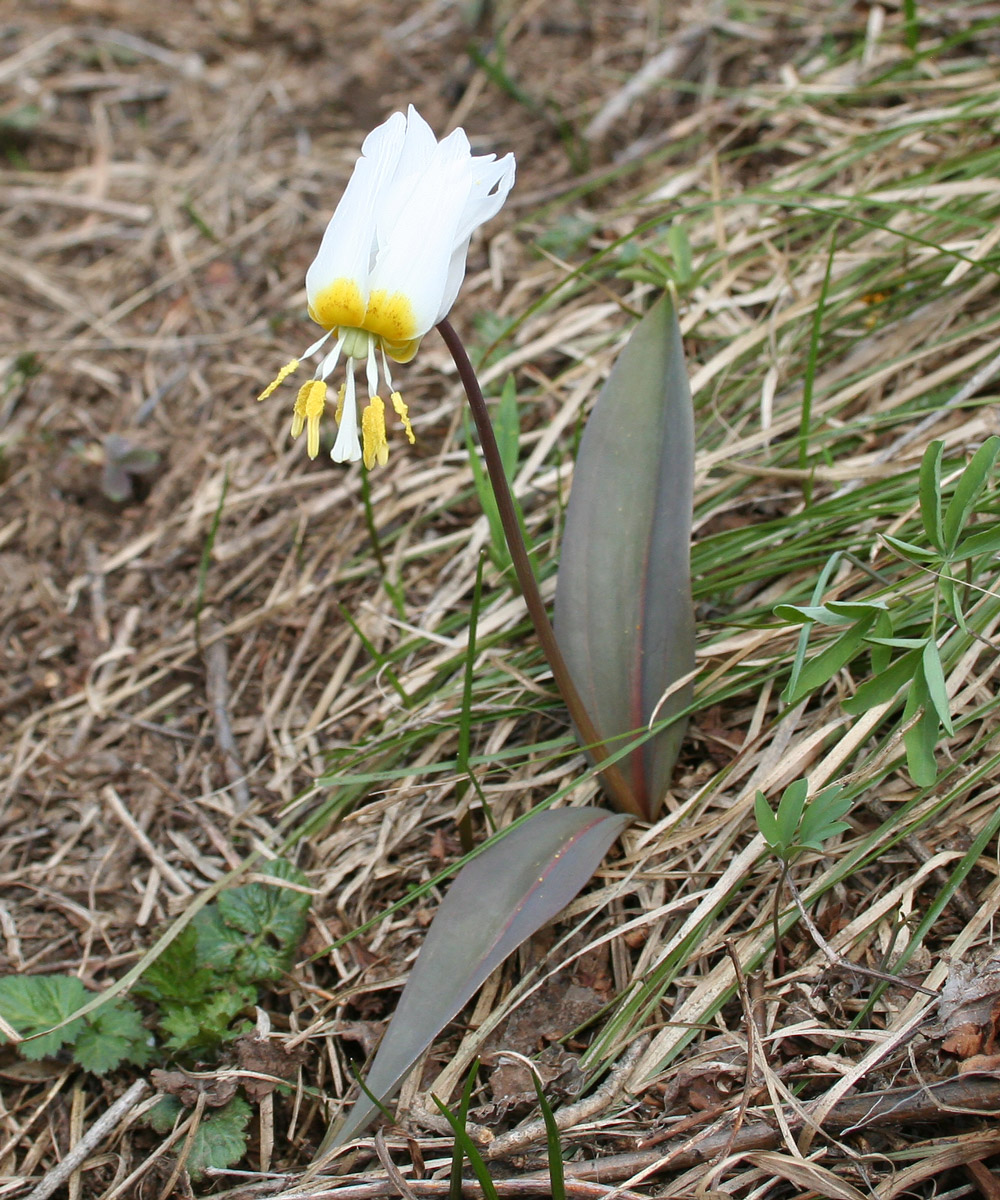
[437,318,640,818]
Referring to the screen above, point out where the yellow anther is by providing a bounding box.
[390,391,415,444]
[258,358,299,402]
[291,380,327,459]
[361,395,389,469]
[335,383,346,426]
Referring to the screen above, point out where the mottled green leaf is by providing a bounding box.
[554,293,695,817]
[318,807,628,1154]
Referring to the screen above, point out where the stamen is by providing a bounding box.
[290,380,327,459]
[317,336,345,382]
[365,338,380,399]
[390,391,416,444]
[380,347,396,394]
[258,358,299,401]
[361,395,389,469]
[303,330,334,359]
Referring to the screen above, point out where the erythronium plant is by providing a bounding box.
[258,107,697,1154]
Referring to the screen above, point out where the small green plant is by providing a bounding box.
[777,437,1000,785]
[137,858,310,1056]
[755,778,852,970]
[755,778,852,865]
[618,223,701,294]
[0,859,310,1178]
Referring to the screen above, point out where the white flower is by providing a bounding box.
[259,105,515,467]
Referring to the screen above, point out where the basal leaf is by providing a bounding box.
[0,975,87,1059]
[318,807,628,1155]
[554,292,695,818]
[73,1000,151,1073]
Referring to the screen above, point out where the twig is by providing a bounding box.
[203,618,252,811]
[373,1128,419,1200]
[538,1072,1000,1183]
[721,941,757,1162]
[484,1036,648,1160]
[785,874,939,997]
[25,1079,149,1200]
[263,1178,651,1200]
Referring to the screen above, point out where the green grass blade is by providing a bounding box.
[529,1064,565,1200]
[918,440,944,553]
[433,1094,498,1200]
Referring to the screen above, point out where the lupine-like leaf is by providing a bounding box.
[554,293,695,818]
[317,807,628,1155]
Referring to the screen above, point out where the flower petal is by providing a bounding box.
[432,154,516,323]
[306,111,407,329]
[456,152,516,245]
[367,154,474,338]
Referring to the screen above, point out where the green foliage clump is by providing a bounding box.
[136,858,311,1057]
[776,437,1000,785]
[0,858,311,1178]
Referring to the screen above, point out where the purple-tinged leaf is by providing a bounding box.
[316,807,628,1156]
[554,292,695,819]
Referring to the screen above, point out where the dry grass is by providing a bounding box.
[4,1,1000,1197]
